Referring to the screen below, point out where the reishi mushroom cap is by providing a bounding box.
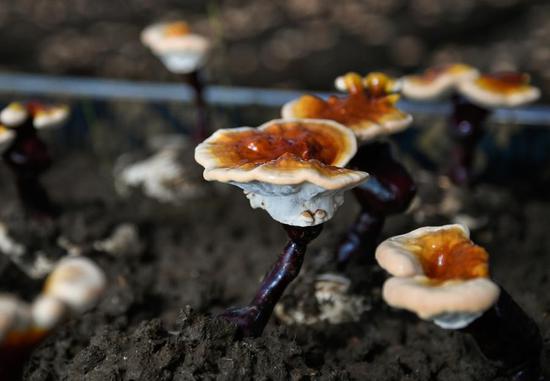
[195,118,368,226]
[457,72,540,108]
[282,73,412,141]
[141,20,211,74]
[375,224,500,329]
[401,63,479,100]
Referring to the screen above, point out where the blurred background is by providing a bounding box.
[0,0,549,95]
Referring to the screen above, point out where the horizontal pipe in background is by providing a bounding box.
[0,72,549,126]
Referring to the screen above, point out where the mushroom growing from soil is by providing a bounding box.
[282,72,416,267]
[376,224,543,380]
[195,118,368,337]
[141,20,211,142]
[402,65,540,185]
[0,101,69,218]
[0,256,106,380]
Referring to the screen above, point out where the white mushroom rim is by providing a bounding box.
[0,256,106,350]
[281,97,412,142]
[400,64,479,101]
[457,74,541,108]
[375,224,500,329]
[195,118,368,226]
[141,21,211,74]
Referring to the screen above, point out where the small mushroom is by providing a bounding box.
[43,256,107,314]
[0,256,106,379]
[401,63,479,100]
[195,118,367,337]
[282,72,412,140]
[1,101,70,218]
[376,224,543,380]
[142,20,211,142]
[141,20,211,75]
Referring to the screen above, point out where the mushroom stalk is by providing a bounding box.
[462,286,543,381]
[447,94,489,185]
[337,142,416,267]
[181,70,208,143]
[2,117,58,218]
[220,224,323,338]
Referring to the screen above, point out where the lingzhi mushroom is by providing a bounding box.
[376,224,543,380]
[141,20,211,142]
[401,65,540,185]
[283,72,416,267]
[0,256,106,380]
[195,118,367,337]
[0,101,69,218]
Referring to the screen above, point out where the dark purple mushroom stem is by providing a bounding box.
[181,70,208,143]
[461,286,543,381]
[337,141,416,268]
[447,94,490,186]
[2,116,58,218]
[220,223,323,338]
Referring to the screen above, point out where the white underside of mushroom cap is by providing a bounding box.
[457,80,540,108]
[382,276,499,329]
[158,51,208,74]
[281,100,413,142]
[234,179,360,226]
[375,224,470,277]
[44,256,106,314]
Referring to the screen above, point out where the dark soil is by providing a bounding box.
[0,144,547,380]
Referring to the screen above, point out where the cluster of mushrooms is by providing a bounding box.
[0,18,545,380]
[0,101,108,378]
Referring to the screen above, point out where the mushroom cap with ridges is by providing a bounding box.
[401,63,479,101]
[195,118,366,190]
[44,256,107,314]
[457,72,540,108]
[375,224,500,329]
[281,96,412,142]
[195,118,368,226]
[335,72,402,94]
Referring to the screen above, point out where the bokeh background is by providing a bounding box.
[0,0,549,94]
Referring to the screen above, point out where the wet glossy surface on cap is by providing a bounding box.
[291,91,399,128]
[208,121,345,168]
[406,227,489,282]
[476,72,531,93]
